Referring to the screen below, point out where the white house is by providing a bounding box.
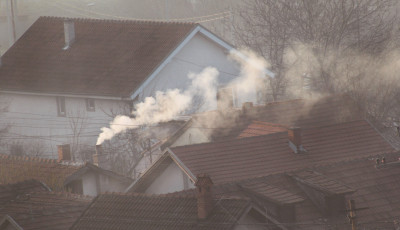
[0,16,271,159]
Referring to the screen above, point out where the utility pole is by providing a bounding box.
[346,199,368,230]
[348,200,357,230]
[6,0,17,45]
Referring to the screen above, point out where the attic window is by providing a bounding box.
[56,96,66,117]
[86,98,95,112]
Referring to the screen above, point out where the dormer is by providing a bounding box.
[290,170,355,216]
[239,181,304,223]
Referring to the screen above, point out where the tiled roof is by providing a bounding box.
[290,170,355,196]
[0,191,92,230]
[237,121,287,138]
[71,193,251,230]
[0,17,196,97]
[171,152,400,229]
[64,162,133,186]
[168,120,395,185]
[0,154,82,191]
[166,94,364,144]
[0,180,50,205]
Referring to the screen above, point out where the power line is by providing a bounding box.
[49,0,231,23]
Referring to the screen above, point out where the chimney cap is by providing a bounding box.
[195,174,213,187]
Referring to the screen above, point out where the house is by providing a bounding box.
[127,119,396,194]
[171,151,400,230]
[0,180,92,230]
[0,146,82,192]
[161,94,365,148]
[0,144,132,196]
[64,162,133,196]
[0,16,267,158]
[71,175,276,230]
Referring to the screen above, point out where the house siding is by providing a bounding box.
[136,33,258,113]
[145,161,194,194]
[0,92,127,158]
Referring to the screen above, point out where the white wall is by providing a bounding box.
[81,171,129,196]
[136,32,258,113]
[0,92,126,158]
[171,126,209,147]
[234,212,266,230]
[145,161,194,194]
[82,172,98,197]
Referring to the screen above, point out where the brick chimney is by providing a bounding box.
[288,127,305,153]
[93,145,110,169]
[63,19,75,49]
[57,144,71,161]
[195,174,214,220]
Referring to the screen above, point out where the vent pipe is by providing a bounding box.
[63,19,75,49]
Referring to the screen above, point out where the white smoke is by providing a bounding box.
[97,49,272,145]
[228,48,272,95]
[96,67,218,145]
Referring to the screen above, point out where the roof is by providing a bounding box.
[0,180,50,205]
[132,119,395,191]
[162,94,364,147]
[71,193,251,230]
[64,162,133,186]
[237,121,287,138]
[0,17,197,97]
[171,151,400,229]
[0,191,92,230]
[0,154,82,191]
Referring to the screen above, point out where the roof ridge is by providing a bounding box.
[38,16,197,25]
[28,190,93,200]
[0,154,58,164]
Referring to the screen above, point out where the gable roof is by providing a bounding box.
[131,120,395,191]
[0,192,92,230]
[0,17,197,98]
[71,193,252,230]
[0,154,82,191]
[64,162,133,186]
[170,151,400,229]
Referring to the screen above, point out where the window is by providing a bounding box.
[86,98,95,112]
[56,96,66,117]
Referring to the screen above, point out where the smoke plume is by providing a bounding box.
[96,67,218,145]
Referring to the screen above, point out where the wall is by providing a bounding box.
[136,32,259,113]
[171,126,210,147]
[234,211,266,230]
[98,173,127,194]
[82,171,98,197]
[145,161,194,194]
[0,92,127,158]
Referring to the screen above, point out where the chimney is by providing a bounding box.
[93,145,110,169]
[242,102,253,114]
[57,144,71,161]
[63,19,75,49]
[288,127,305,154]
[195,174,214,220]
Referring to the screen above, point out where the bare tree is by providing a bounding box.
[232,0,398,101]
